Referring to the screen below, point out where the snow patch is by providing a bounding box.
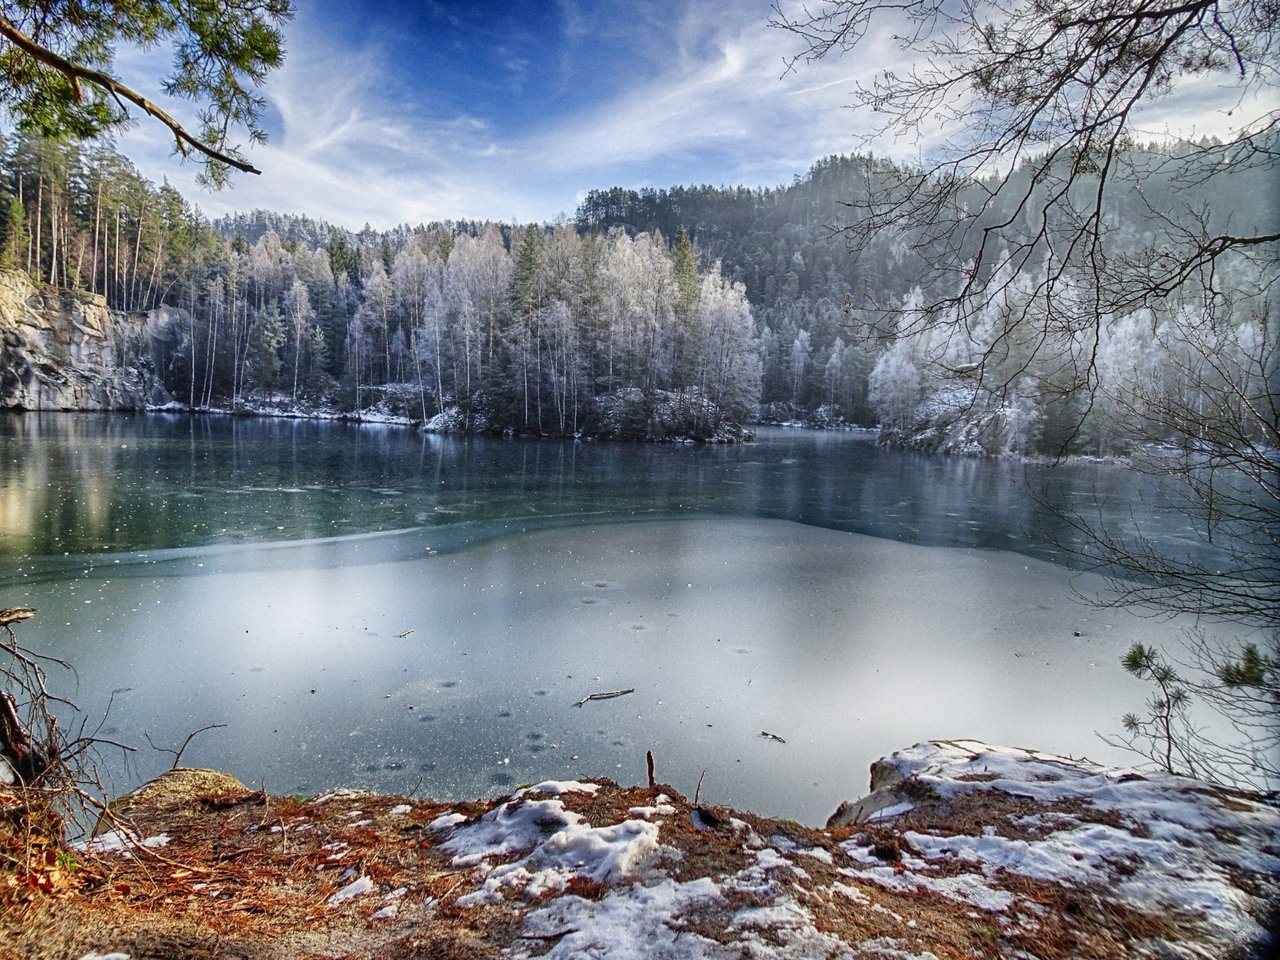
[838,740,1280,946]
[518,780,601,797]
[442,794,661,906]
[327,875,374,905]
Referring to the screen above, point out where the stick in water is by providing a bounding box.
[574,688,635,707]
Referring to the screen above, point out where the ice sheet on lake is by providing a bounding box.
[21,517,1242,825]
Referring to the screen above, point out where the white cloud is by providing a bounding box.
[521,7,875,184]
[109,1,886,230]
[107,0,1268,234]
[101,3,874,228]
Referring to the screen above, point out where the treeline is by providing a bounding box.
[0,132,758,437]
[0,135,216,312]
[577,147,1275,454]
[1,128,1271,452]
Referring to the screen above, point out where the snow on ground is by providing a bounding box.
[18,744,1278,959]
[442,781,660,906]
[834,740,1279,948]
[148,397,416,426]
[453,745,1277,959]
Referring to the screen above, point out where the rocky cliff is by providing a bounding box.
[0,269,177,411]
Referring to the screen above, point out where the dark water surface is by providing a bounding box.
[0,413,1233,823]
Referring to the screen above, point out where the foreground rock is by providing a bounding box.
[2,742,1275,959]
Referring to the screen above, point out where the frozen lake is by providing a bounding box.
[0,414,1240,823]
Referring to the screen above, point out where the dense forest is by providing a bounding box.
[1,130,1273,452]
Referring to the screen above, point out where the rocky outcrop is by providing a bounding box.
[827,740,1278,957]
[0,269,177,410]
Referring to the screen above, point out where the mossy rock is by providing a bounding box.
[98,767,250,832]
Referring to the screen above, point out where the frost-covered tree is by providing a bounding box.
[628,231,676,398]
[360,259,393,386]
[283,277,313,401]
[417,258,447,413]
[824,336,845,411]
[671,225,702,389]
[868,340,922,435]
[696,269,760,425]
[790,329,811,406]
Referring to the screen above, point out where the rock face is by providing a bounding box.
[0,269,177,410]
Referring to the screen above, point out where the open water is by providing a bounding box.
[0,414,1241,823]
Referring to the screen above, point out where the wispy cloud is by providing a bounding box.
[113,1,884,229]
[110,1,1261,233]
[523,6,872,184]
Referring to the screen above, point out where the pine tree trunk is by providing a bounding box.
[143,236,163,310]
[48,182,58,288]
[33,176,42,282]
[91,178,101,295]
[129,207,144,312]
[113,207,121,308]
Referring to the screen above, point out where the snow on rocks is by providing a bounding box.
[829,739,1280,954]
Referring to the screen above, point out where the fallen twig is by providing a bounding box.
[515,929,579,942]
[0,606,37,632]
[573,688,634,707]
[760,730,787,743]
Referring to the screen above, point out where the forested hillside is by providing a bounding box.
[1,130,1272,452]
[578,149,1276,455]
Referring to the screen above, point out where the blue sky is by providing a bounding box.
[110,0,878,229]
[112,0,1266,231]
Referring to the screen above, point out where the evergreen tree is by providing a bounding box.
[248,302,286,396]
[0,0,291,186]
[670,225,701,392]
[0,192,26,268]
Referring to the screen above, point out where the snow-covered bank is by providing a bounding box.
[7,741,1275,959]
[146,387,754,442]
[147,396,417,427]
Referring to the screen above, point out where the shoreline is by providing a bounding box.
[5,404,1143,466]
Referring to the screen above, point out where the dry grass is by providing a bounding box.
[0,768,1272,960]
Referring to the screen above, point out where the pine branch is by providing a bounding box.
[0,15,261,175]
